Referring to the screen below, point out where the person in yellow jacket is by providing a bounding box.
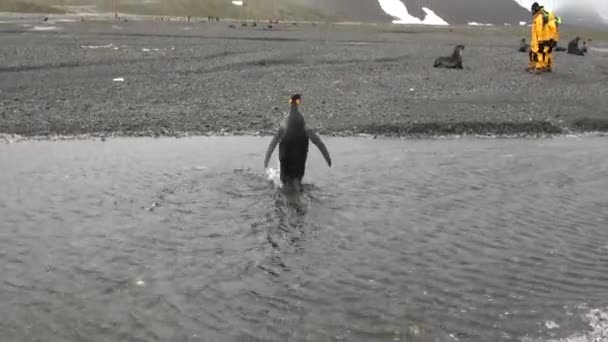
[527,2,546,74]
[541,9,560,72]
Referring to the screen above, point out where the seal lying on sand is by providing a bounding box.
[433,45,465,69]
[264,94,332,191]
[518,38,528,52]
[567,36,585,56]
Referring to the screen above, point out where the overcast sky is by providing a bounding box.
[514,0,608,15]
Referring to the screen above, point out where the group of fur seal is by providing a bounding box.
[517,36,589,55]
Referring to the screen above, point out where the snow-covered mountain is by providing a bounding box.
[303,0,608,27]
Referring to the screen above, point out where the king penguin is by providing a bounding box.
[264,94,332,190]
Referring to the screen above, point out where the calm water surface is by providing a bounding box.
[1,136,607,342]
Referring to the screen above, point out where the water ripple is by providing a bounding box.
[1,136,607,341]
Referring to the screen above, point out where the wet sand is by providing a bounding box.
[1,15,607,138]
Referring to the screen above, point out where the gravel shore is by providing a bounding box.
[1,16,607,138]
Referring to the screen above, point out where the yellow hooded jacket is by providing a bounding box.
[530,11,544,52]
[542,10,559,42]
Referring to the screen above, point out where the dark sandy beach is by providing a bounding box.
[1,15,607,138]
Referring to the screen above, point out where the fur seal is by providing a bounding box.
[264,94,332,190]
[433,45,465,69]
[581,40,588,54]
[567,36,585,56]
[519,38,528,52]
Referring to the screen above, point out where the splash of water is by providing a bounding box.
[377,0,449,25]
[265,161,282,188]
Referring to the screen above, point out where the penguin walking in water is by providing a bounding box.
[264,94,332,191]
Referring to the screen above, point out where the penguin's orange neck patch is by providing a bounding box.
[289,99,301,105]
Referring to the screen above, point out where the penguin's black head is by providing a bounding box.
[289,94,301,105]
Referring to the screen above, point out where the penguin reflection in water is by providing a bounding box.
[264,94,332,192]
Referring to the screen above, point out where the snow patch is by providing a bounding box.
[377,0,449,25]
[31,25,59,31]
[468,22,495,26]
[81,43,115,49]
[141,47,167,53]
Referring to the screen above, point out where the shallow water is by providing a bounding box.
[1,136,607,342]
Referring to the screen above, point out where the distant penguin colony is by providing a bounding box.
[264,94,332,191]
[433,45,465,69]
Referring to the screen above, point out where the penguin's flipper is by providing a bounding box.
[264,127,285,168]
[305,128,332,167]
